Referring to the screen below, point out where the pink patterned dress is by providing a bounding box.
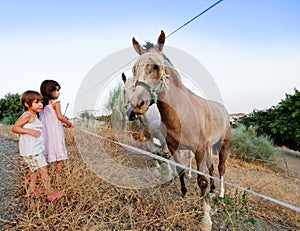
[39,99,68,163]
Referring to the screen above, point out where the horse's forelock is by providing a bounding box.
[144,41,155,51]
[133,52,171,91]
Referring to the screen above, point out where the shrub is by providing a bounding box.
[229,124,279,167]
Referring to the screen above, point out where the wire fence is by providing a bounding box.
[78,127,300,213]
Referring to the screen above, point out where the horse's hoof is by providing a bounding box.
[163,152,171,159]
[219,188,225,198]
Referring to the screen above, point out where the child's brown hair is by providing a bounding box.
[21,90,42,111]
[40,80,61,107]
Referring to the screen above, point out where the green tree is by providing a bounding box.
[240,89,300,151]
[104,83,126,128]
[0,93,23,125]
[270,89,300,150]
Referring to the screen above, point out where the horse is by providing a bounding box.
[129,30,231,229]
[122,72,194,179]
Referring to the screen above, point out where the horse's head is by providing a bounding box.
[130,30,170,115]
[121,73,137,121]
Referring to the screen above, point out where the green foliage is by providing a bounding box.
[104,83,126,128]
[213,189,256,230]
[104,83,123,113]
[241,88,300,151]
[0,93,23,125]
[80,111,95,121]
[229,124,278,166]
[96,115,111,123]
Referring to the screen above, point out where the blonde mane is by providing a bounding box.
[133,52,170,91]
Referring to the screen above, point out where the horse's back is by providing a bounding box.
[207,99,230,145]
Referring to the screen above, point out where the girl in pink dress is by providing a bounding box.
[39,80,73,179]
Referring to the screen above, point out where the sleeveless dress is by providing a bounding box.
[19,112,45,156]
[39,99,68,163]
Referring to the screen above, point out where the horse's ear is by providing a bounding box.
[121,72,127,83]
[132,37,145,55]
[156,30,165,52]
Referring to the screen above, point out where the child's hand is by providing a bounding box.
[30,129,42,138]
[63,122,74,128]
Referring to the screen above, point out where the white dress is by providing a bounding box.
[39,99,68,162]
[19,112,45,156]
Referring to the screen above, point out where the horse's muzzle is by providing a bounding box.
[126,105,137,121]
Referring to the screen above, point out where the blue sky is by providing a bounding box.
[1,0,299,115]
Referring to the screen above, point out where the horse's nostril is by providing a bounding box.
[138,100,144,108]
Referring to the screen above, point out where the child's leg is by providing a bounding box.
[38,166,65,201]
[27,172,38,193]
[24,169,32,183]
[56,160,63,175]
[38,166,54,195]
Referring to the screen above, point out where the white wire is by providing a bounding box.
[79,128,300,213]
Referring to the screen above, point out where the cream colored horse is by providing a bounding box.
[122,73,194,179]
[129,30,231,229]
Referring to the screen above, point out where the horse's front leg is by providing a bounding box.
[145,138,156,153]
[206,147,215,196]
[155,131,169,156]
[169,146,187,197]
[187,150,193,179]
[218,131,230,198]
[195,147,213,230]
[195,148,209,197]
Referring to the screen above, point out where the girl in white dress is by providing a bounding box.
[39,80,73,180]
[12,90,64,201]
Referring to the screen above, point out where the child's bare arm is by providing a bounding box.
[52,101,74,128]
[12,114,41,137]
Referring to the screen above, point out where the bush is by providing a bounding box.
[229,124,279,166]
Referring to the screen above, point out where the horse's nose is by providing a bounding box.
[131,95,144,109]
[126,103,136,121]
[128,110,137,121]
[137,100,145,109]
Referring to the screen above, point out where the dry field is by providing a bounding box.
[0,124,299,230]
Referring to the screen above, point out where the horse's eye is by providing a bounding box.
[153,64,158,70]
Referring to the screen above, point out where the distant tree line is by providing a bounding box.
[240,88,300,151]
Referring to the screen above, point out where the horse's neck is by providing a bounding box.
[157,78,184,125]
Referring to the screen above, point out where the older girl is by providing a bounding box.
[39,80,73,180]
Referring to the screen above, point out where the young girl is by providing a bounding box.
[12,90,64,201]
[39,80,73,179]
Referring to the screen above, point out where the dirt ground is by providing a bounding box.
[0,136,299,230]
[0,138,20,227]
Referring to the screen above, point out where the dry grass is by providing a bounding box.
[0,124,299,230]
[0,125,19,141]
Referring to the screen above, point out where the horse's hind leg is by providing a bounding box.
[206,147,215,196]
[194,147,209,197]
[218,131,230,198]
